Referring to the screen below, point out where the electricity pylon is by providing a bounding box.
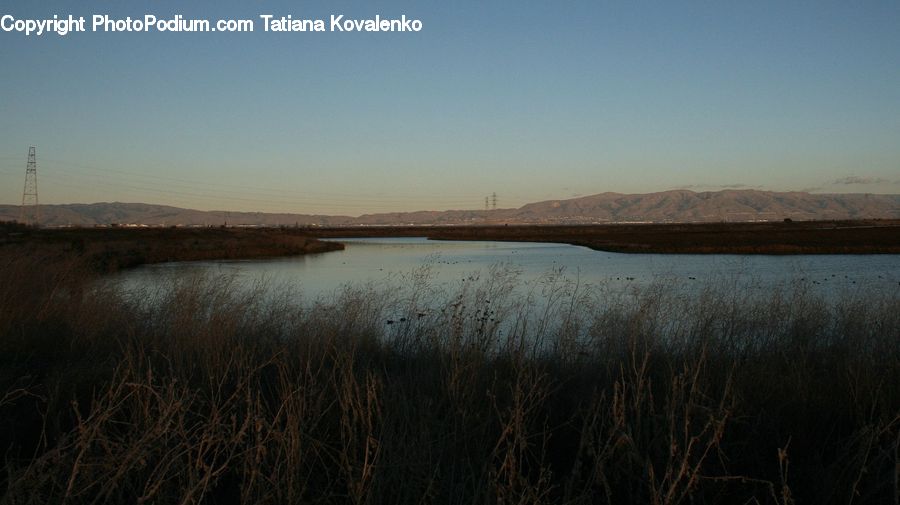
[20,146,39,226]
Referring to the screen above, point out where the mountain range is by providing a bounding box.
[2,190,899,227]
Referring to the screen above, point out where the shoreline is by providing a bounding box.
[3,220,899,275]
[309,220,900,254]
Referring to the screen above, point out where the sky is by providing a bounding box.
[1,0,899,215]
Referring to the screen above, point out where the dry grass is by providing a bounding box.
[0,223,343,272]
[0,254,898,504]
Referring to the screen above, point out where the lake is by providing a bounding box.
[115,237,900,302]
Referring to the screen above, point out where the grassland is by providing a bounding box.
[0,243,898,503]
[0,222,343,272]
[310,219,900,254]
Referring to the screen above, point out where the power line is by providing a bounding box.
[36,158,482,201]
[42,176,476,210]
[1,155,538,213]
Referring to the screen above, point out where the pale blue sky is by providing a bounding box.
[1,0,899,214]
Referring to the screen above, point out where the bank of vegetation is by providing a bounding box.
[311,220,900,254]
[1,248,898,504]
[0,222,343,272]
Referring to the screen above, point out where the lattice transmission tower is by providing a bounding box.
[20,146,39,226]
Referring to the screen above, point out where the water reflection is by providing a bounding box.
[113,237,900,303]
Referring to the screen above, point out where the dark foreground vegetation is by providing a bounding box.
[0,222,343,272]
[1,249,898,504]
[312,219,900,254]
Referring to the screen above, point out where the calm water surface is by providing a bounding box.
[116,237,900,301]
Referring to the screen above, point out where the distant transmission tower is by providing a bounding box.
[491,192,497,210]
[484,196,489,211]
[19,146,39,226]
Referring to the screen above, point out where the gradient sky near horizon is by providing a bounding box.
[1,0,899,215]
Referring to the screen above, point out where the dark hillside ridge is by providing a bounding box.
[2,189,899,226]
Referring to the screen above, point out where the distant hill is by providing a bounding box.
[2,190,899,227]
[509,190,900,223]
[0,202,352,227]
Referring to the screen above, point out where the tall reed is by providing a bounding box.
[0,255,897,504]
